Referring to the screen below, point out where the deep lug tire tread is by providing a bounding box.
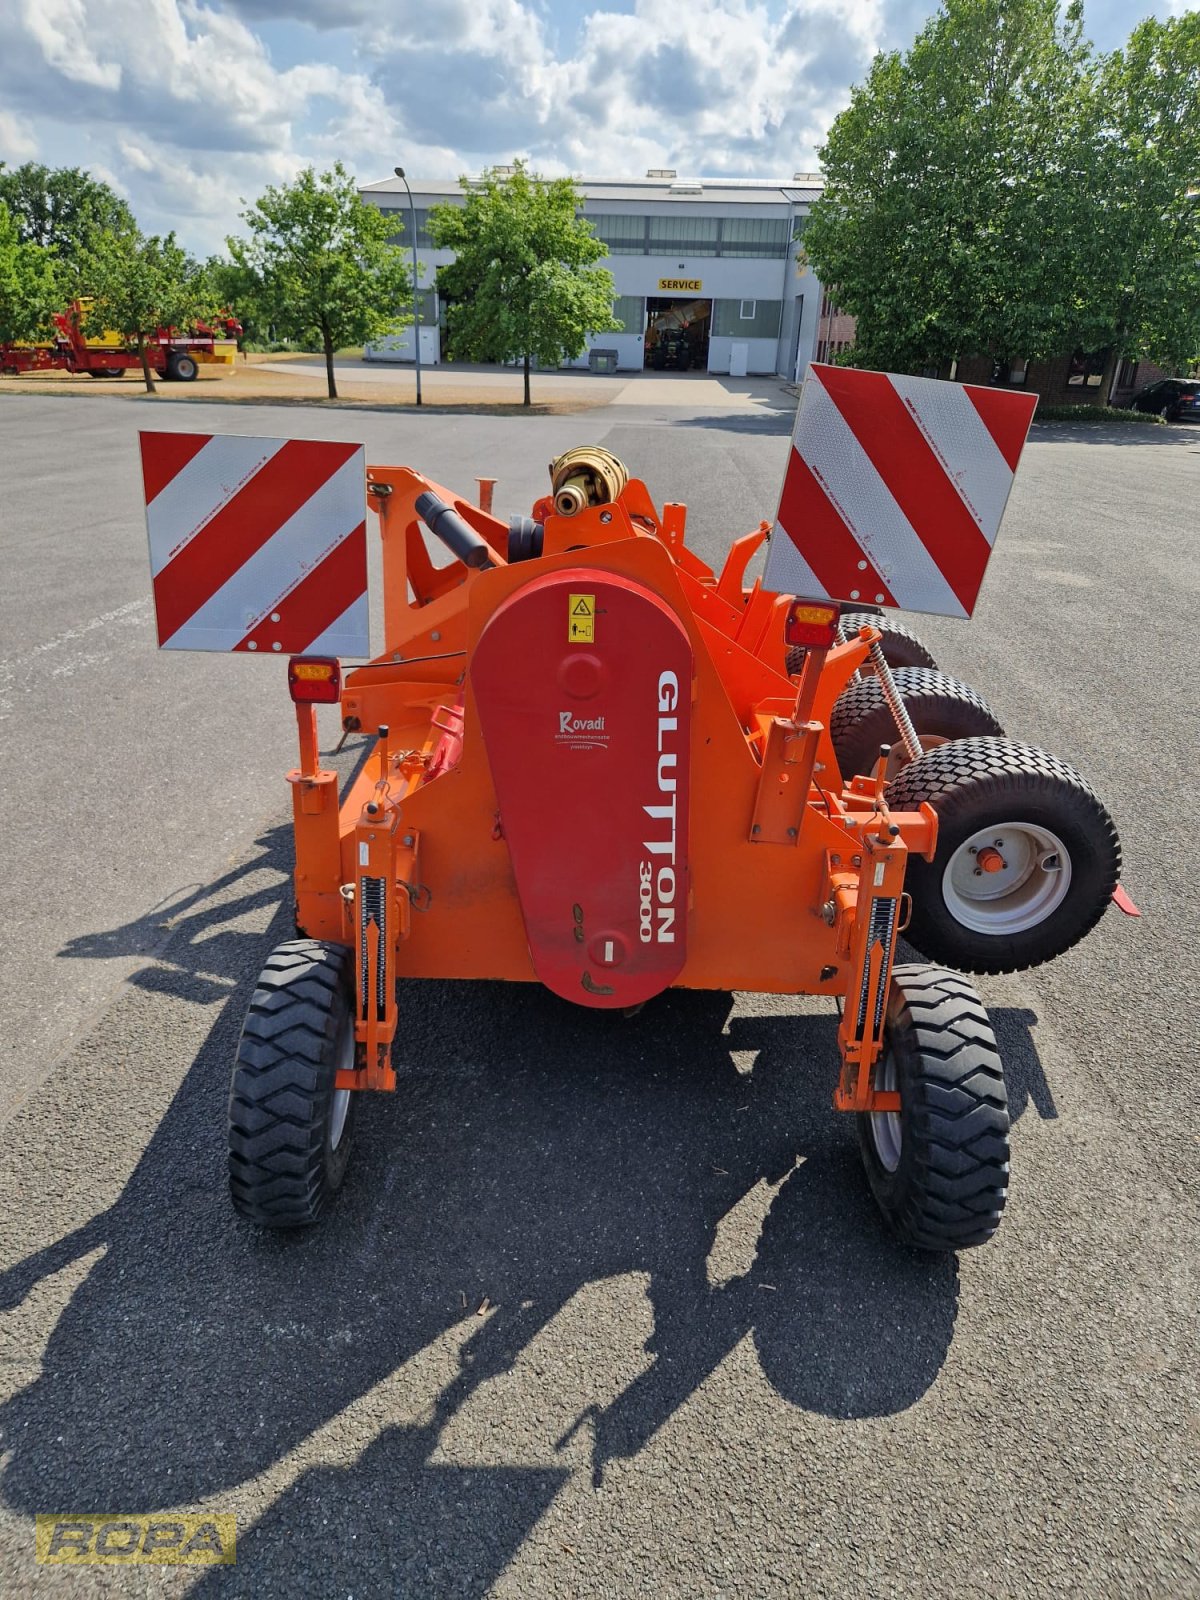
[785,614,938,679]
[830,667,1005,779]
[839,611,939,670]
[858,963,1009,1251]
[228,939,356,1227]
[886,737,1120,973]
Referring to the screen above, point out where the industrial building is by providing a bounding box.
[359,171,829,379]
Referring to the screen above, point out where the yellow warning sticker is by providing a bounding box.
[568,593,595,643]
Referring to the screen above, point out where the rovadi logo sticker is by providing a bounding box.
[555,710,609,750]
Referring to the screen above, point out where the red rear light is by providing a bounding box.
[784,598,841,648]
[288,656,341,704]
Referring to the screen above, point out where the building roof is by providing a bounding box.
[361,176,824,207]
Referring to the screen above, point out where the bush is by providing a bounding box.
[1033,402,1164,424]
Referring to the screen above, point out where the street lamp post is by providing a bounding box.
[393,166,422,407]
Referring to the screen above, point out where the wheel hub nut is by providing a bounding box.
[977,847,1006,874]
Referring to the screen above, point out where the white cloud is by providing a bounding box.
[364,0,883,184]
[0,0,1185,253]
[20,0,122,91]
[0,108,39,161]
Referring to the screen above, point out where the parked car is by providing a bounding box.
[1127,377,1200,421]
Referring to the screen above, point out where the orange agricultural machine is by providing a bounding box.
[140,370,1130,1251]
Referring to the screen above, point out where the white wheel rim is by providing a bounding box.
[943,821,1072,935]
[329,1013,354,1151]
[869,1049,902,1174]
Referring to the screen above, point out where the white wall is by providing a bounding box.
[364,325,440,364]
[707,336,779,375]
[562,331,645,371]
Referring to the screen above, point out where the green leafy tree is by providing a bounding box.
[805,0,1100,373]
[230,163,411,398]
[204,254,261,347]
[84,230,212,393]
[428,162,619,406]
[1090,14,1200,376]
[0,202,62,346]
[0,163,136,275]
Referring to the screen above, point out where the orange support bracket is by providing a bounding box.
[749,717,820,844]
[833,833,907,1113]
[716,523,769,606]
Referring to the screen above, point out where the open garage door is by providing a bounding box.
[644,297,711,371]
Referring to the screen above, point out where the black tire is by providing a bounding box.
[87,366,124,379]
[166,352,198,382]
[887,737,1120,974]
[785,613,938,678]
[840,611,939,671]
[228,939,358,1227]
[830,667,1005,780]
[858,963,1009,1251]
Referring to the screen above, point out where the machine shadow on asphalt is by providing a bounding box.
[0,820,1055,1594]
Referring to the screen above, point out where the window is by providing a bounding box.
[712,299,782,339]
[577,212,793,259]
[646,215,720,256]
[740,300,756,320]
[587,214,647,254]
[610,296,644,334]
[719,217,790,258]
[380,205,437,249]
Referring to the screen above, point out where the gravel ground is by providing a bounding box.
[0,394,1195,1599]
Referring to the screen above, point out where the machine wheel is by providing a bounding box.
[839,611,939,671]
[87,366,125,379]
[830,668,1004,780]
[228,939,358,1227]
[886,738,1120,974]
[166,352,198,382]
[785,614,938,678]
[858,964,1009,1251]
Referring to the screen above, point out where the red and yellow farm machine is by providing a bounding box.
[141,372,1128,1252]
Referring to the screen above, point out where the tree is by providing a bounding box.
[1090,14,1200,375]
[230,164,411,399]
[428,162,620,406]
[84,230,212,393]
[804,0,1101,374]
[204,254,261,347]
[0,202,62,346]
[0,164,135,275]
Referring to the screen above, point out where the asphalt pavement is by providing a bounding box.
[0,390,1196,1599]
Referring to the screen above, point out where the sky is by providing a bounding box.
[0,0,1192,255]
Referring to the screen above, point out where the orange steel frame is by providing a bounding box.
[286,467,938,1113]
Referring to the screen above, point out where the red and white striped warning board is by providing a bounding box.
[763,365,1038,619]
[140,431,369,655]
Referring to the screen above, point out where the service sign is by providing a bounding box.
[657,278,703,293]
[140,431,369,655]
[763,364,1037,619]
